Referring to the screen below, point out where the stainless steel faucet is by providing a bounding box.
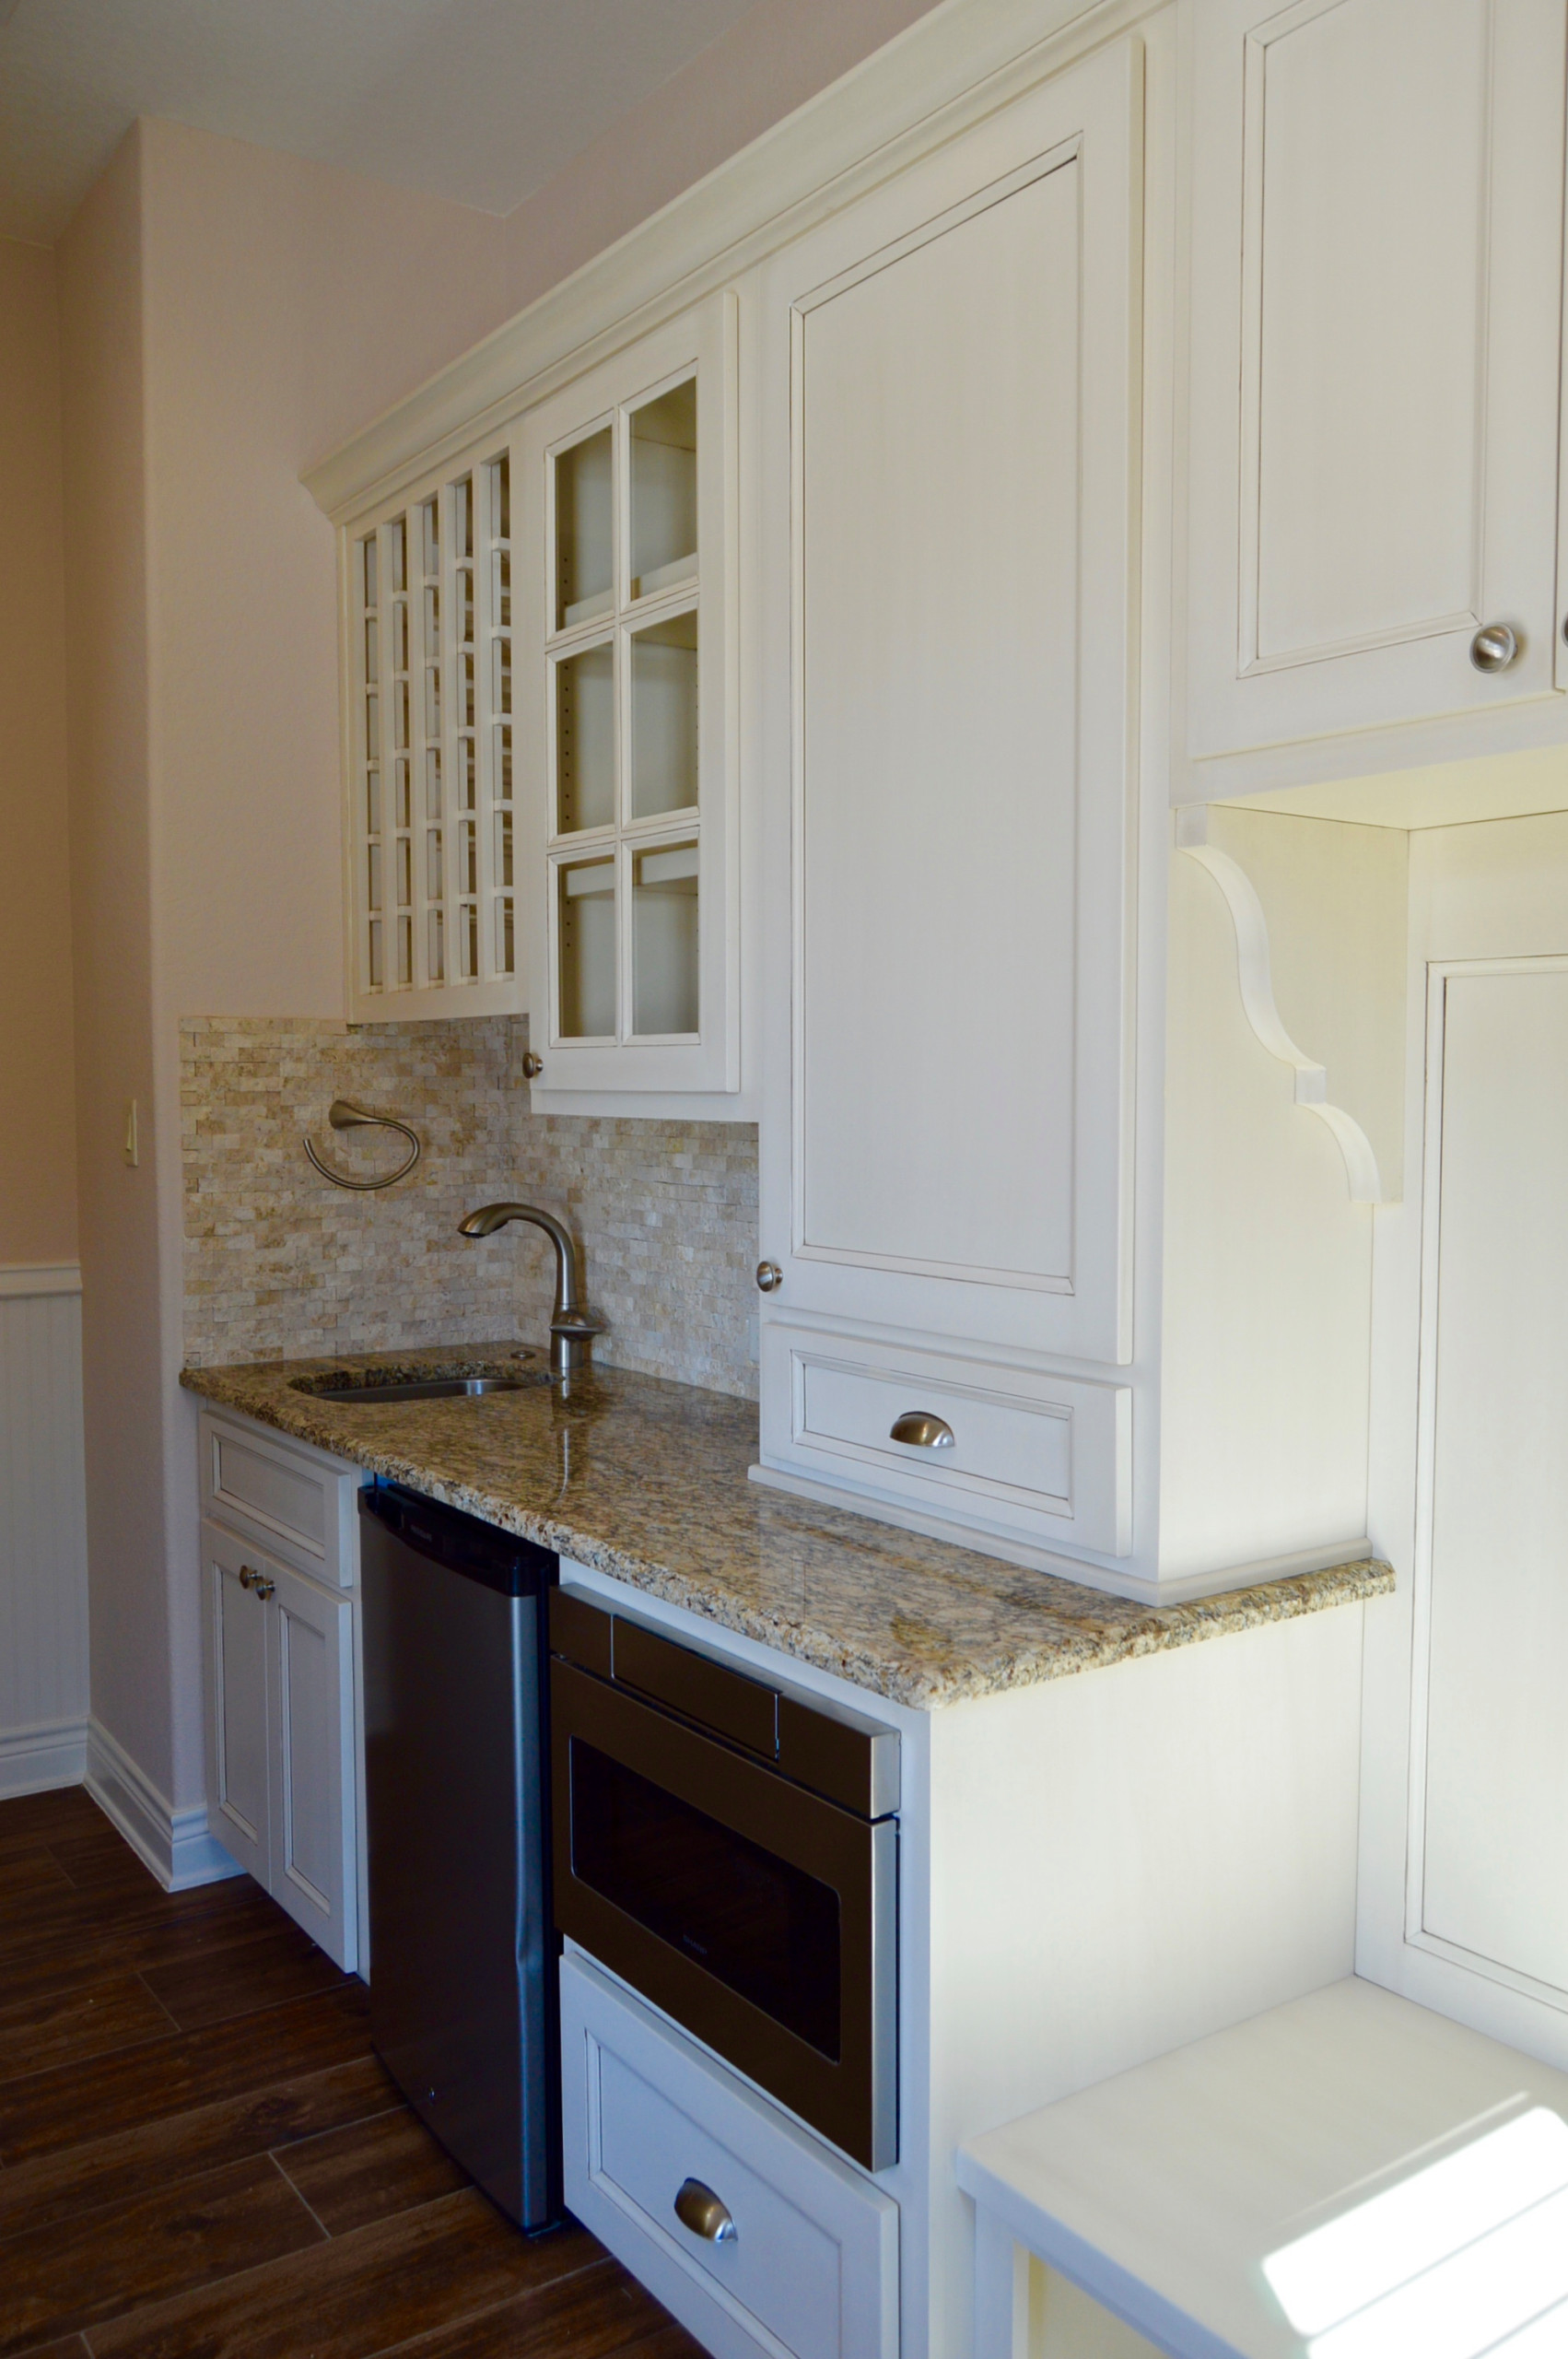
[458,1203,607,1377]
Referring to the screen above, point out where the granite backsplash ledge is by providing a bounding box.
[181,1015,758,1398]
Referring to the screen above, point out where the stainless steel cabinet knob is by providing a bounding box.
[239,1565,275,1600]
[674,2177,737,2242]
[1470,622,1519,672]
[890,1410,955,1449]
[239,1565,258,1590]
[521,1052,544,1080]
[255,1576,275,1601]
[755,1261,782,1293]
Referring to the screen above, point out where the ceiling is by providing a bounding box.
[0,0,761,244]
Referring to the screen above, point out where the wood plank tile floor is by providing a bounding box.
[0,1787,704,2359]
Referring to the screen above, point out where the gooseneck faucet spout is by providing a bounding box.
[458,1203,607,1378]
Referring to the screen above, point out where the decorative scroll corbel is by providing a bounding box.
[1175,807,1397,1205]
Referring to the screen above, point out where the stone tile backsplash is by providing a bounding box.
[181,1016,759,1399]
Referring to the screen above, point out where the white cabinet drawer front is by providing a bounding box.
[599,2047,842,2356]
[563,1951,897,2359]
[763,1326,1131,1558]
[200,1412,359,1586]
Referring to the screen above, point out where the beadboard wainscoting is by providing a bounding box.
[181,1017,759,1397]
[0,1263,90,1795]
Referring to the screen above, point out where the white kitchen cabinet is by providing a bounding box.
[518,296,741,1108]
[1184,0,1568,799]
[200,1513,360,1970]
[562,1948,900,2359]
[341,432,523,1020]
[755,35,1145,1558]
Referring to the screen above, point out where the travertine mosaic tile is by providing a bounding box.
[181,1016,758,1399]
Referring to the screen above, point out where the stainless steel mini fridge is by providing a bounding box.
[358,1482,558,2228]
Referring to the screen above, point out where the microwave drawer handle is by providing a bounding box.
[890,1409,954,1449]
[674,2177,738,2244]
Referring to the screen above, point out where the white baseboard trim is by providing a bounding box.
[85,1719,244,1892]
[0,1715,88,1797]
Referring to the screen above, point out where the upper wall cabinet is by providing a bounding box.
[1184,0,1568,798]
[345,438,522,1021]
[755,33,1144,1409]
[518,298,740,1102]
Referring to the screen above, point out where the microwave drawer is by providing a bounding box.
[199,1411,362,1588]
[562,1950,898,2359]
[760,1326,1131,1557]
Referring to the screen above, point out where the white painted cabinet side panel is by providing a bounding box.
[0,1287,88,1780]
[1360,814,1568,2070]
[924,1609,1363,2359]
[1421,965,1568,1995]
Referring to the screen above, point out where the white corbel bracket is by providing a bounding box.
[1176,805,1403,1205]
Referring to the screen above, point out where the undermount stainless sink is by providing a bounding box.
[309,1375,535,1405]
[290,1358,547,1407]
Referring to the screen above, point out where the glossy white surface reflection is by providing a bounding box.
[1265,2107,1568,2359]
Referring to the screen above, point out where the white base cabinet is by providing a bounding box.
[197,1410,366,1972]
[200,1520,359,1969]
[561,1947,900,2359]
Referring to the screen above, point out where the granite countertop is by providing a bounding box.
[181,1344,1393,1710]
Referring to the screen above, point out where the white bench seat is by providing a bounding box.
[958,1977,1568,2359]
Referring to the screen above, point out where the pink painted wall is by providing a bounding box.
[57,129,171,1796]
[139,120,510,1028]
[63,0,942,1827]
[0,239,76,1266]
[501,0,944,312]
[61,121,509,1815]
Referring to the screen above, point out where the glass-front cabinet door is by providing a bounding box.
[521,294,739,1101]
[344,437,522,1020]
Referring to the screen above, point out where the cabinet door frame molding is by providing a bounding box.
[1359,824,1568,2075]
[1402,951,1568,2012]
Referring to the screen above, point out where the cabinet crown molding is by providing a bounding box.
[303,0,1150,525]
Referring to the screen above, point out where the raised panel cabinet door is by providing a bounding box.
[1186,0,1568,769]
[759,38,1141,1364]
[266,1560,357,1969]
[200,1520,270,1883]
[1419,961,1568,2000]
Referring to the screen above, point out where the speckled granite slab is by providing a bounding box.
[181,1345,1392,1710]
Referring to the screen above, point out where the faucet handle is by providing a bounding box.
[551,1308,608,1339]
[550,1305,607,1378]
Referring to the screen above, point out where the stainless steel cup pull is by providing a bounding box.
[1470,622,1519,672]
[890,1410,954,1449]
[674,2177,737,2243]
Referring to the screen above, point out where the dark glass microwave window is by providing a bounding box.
[569,1740,842,2060]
